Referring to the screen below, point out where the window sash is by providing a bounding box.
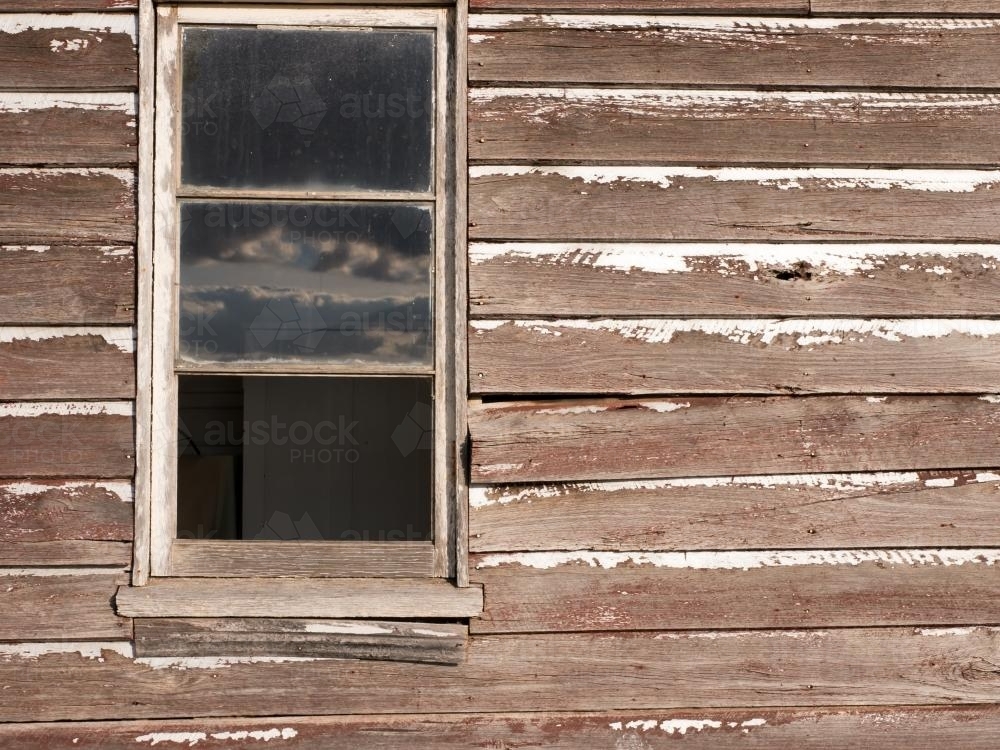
[149,5,454,579]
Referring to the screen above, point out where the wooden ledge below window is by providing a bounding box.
[115,577,483,619]
[133,617,468,665]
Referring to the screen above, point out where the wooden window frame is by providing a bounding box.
[131,2,471,605]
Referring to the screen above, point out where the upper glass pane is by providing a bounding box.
[180,26,434,192]
[178,201,433,367]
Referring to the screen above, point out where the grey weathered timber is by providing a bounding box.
[470,472,1000,552]
[469,318,1000,395]
[470,555,1000,633]
[8,707,1000,749]
[469,244,1000,317]
[0,103,136,166]
[115,578,485,619]
[813,0,999,12]
[0,540,131,566]
[468,19,1000,88]
[0,24,137,91]
[469,168,1000,242]
[134,618,467,664]
[470,91,1000,166]
[0,331,134,399]
[470,395,1000,483]
[168,540,437,578]
[0,573,129,641]
[1,628,1000,721]
[0,170,135,244]
[0,246,134,324]
[0,411,133,478]
[0,480,132,542]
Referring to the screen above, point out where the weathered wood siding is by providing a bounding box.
[4,2,1000,747]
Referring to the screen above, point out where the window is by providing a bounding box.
[137,5,467,593]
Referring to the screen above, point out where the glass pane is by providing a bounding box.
[176,375,433,541]
[178,201,433,366]
[180,26,434,192]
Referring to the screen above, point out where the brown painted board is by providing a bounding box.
[813,0,1000,13]
[0,573,128,641]
[0,99,136,166]
[469,318,1000,395]
[469,243,1000,318]
[469,168,1000,242]
[0,331,134,400]
[470,471,1000,552]
[134,618,467,664]
[9,707,1000,749]
[0,245,134,324]
[0,540,130,566]
[470,91,1000,167]
[0,410,133,478]
[0,170,135,244]
[2,628,1000,720]
[0,24,137,91]
[0,480,132,542]
[467,19,1000,88]
[3,1,136,8]
[470,395,1000,483]
[470,555,1000,633]
[470,0,807,9]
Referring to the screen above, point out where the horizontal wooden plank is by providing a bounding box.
[0,480,132,542]
[2,1,136,8]
[134,618,467,665]
[0,540,130,566]
[469,243,1000,317]
[0,94,136,166]
[813,0,999,13]
[0,245,134,324]
[471,90,1000,166]
[470,318,1000,395]
[0,573,128,640]
[469,167,1000,242]
[9,706,1000,749]
[470,0,807,10]
[0,403,133,478]
[470,471,1000,552]
[115,578,484,619]
[0,14,136,91]
[0,328,134,400]
[470,395,1000,483]
[1,627,1000,720]
[468,17,1000,87]
[169,540,437,578]
[471,551,1000,633]
[0,169,135,244]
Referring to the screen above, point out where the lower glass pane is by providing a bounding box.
[176,375,432,541]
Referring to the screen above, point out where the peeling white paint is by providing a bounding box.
[135,728,299,747]
[609,717,765,735]
[638,401,690,413]
[866,396,888,403]
[469,471,938,508]
[475,549,1000,571]
[135,656,323,670]
[0,13,136,41]
[487,318,1000,347]
[469,242,1000,277]
[0,479,132,502]
[0,566,127,576]
[410,628,454,638]
[980,395,1000,403]
[50,37,90,52]
[302,622,394,635]
[535,404,610,415]
[0,92,134,113]
[0,167,135,186]
[0,401,132,417]
[0,326,134,352]
[0,642,132,660]
[975,472,1000,483]
[468,14,998,32]
[924,477,957,488]
[469,166,1000,193]
[916,626,980,636]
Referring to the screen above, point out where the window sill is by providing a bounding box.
[114,577,483,619]
[132,617,468,665]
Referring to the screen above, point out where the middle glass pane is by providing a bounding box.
[178,201,433,367]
